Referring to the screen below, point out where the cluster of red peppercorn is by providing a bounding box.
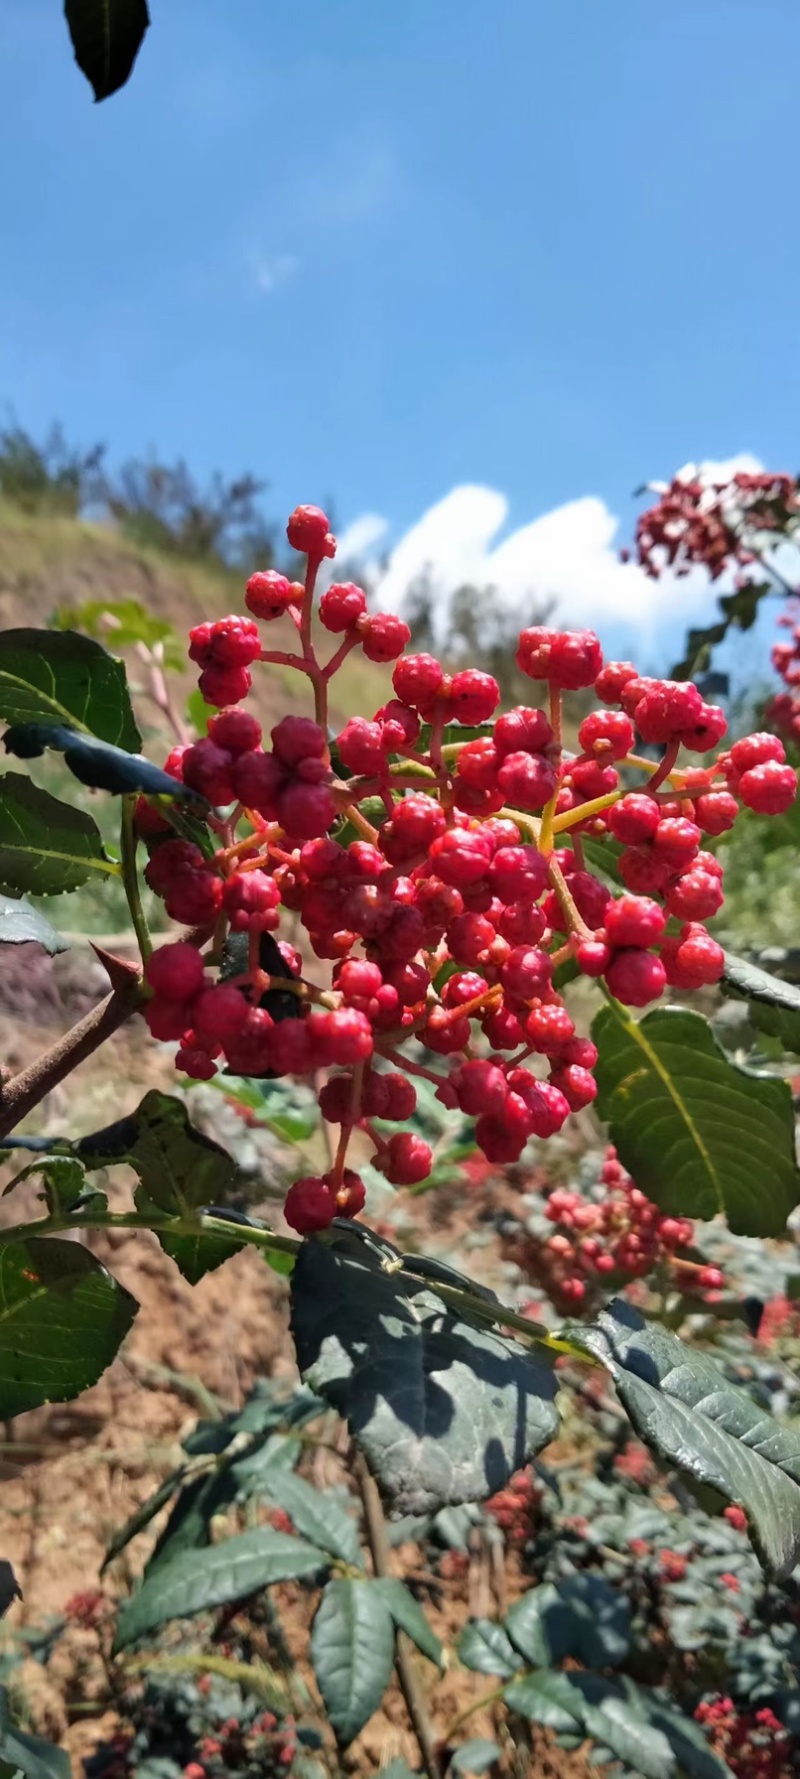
[694,1697,794,1779]
[135,501,797,1234]
[631,468,799,581]
[632,464,800,759]
[485,1466,541,1543]
[541,1145,725,1305]
[768,600,800,748]
[185,1704,296,1776]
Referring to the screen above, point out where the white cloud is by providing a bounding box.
[249,251,299,296]
[336,462,775,652]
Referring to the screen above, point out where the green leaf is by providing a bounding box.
[64,0,150,102]
[113,1525,329,1650]
[310,1578,395,1746]
[457,1618,518,1678]
[290,1233,558,1515]
[502,1669,584,1730]
[3,724,206,805]
[0,894,67,953]
[722,950,800,1053]
[3,1155,89,1216]
[0,628,139,746]
[505,1573,630,1670]
[53,597,181,665]
[0,1239,136,1419]
[0,774,115,896]
[262,1470,361,1567]
[569,1298,800,1580]
[592,1002,800,1235]
[372,1578,443,1666]
[78,1092,240,1280]
[0,1688,70,1779]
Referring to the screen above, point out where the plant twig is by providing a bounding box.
[0,982,143,1141]
[353,1450,443,1779]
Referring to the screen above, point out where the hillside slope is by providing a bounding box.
[0,500,386,731]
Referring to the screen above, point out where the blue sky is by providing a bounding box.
[0,0,798,664]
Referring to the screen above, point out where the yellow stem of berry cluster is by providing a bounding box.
[547,858,593,942]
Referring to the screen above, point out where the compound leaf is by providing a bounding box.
[372,1577,443,1666]
[310,1578,395,1746]
[0,774,115,896]
[262,1469,361,1567]
[114,1525,329,1650]
[0,628,139,746]
[77,1091,240,1280]
[457,1618,518,1679]
[592,1002,799,1235]
[0,1239,136,1419]
[570,1298,800,1580]
[290,1234,558,1515]
[505,1572,630,1669]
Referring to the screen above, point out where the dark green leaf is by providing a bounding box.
[722,950,800,1052]
[592,1002,800,1235]
[505,1573,630,1669]
[502,1669,583,1730]
[310,1578,395,1745]
[372,1578,443,1666]
[0,1687,70,1779]
[0,628,139,746]
[457,1618,518,1678]
[3,724,206,805]
[114,1525,329,1650]
[0,894,67,953]
[569,1298,800,1579]
[0,1239,136,1419]
[64,0,150,102]
[263,1470,361,1567]
[0,773,115,896]
[2,1154,88,1216]
[77,1092,239,1278]
[290,1234,558,1515]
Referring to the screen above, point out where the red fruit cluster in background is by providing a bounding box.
[133,500,797,1235]
[695,1697,794,1779]
[631,463,800,760]
[538,1145,723,1307]
[632,469,799,582]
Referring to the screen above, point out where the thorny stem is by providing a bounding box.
[353,1451,443,1779]
[0,983,144,1142]
[120,795,153,964]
